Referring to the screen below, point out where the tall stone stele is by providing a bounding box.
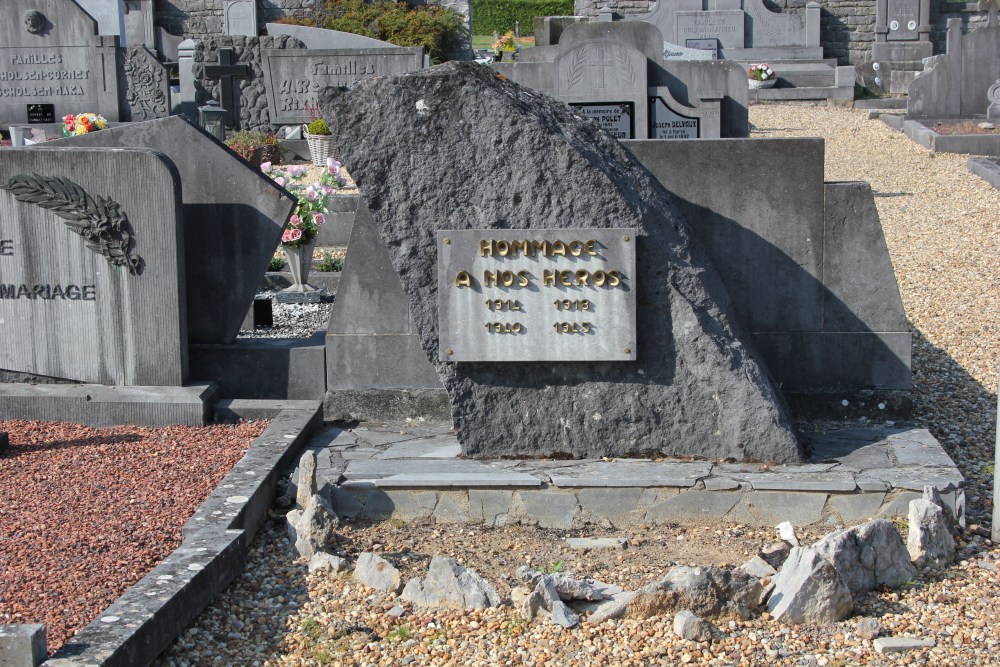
[320,62,802,463]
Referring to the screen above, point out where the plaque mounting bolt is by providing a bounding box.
[443,237,451,245]
[623,235,630,242]
[624,347,632,354]
[446,348,454,356]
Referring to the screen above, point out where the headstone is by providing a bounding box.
[675,11,744,50]
[0,0,121,124]
[123,0,155,49]
[0,148,187,385]
[121,46,171,121]
[493,21,738,139]
[225,0,258,37]
[75,0,125,38]
[907,17,1000,118]
[266,22,398,49]
[685,38,719,58]
[51,116,296,345]
[320,62,802,462]
[263,47,426,125]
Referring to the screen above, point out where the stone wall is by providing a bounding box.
[192,35,304,133]
[156,0,315,39]
[572,0,990,65]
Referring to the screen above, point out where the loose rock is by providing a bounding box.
[515,566,608,601]
[767,547,852,625]
[740,555,777,579]
[286,493,339,559]
[400,557,500,609]
[307,552,347,575]
[873,637,936,653]
[813,519,916,593]
[855,616,881,640]
[907,499,956,568]
[760,541,792,569]
[630,566,761,620]
[353,553,403,594]
[673,609,713,642]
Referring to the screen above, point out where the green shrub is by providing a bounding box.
[314,250,345,272]
[306,118,331,135]
[269,251,286,272]
[224,131,282,162]
[280,0,465,63]
[472,0,573,37]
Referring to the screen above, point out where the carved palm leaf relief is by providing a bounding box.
[0,174,143,275]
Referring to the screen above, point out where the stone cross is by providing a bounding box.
[586,46,613,89]
[204,47,250,126]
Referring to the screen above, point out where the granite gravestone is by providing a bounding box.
[320,62,802,463]
[266,23,399,50]
[263,47,426,125]
[0,0,121,124]
[52,116,295,345]
[0,148,186,386]
[225,0,258,37]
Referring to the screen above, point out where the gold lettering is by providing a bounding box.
[532,240,548,256]
[455,271,472,288]
[479,239,493,256]
[517,270,530,287]
[511,240,528,256]
[501,271,515,287]
[607,270,621,287]
[559,271,572,287]
[593,271,607,287]
[568,240,583,256]
[575,270,590,286]
[496,240,510,257]
[543,269,557,286]
[484,270,498,287]
[550,240,567,257]
[585,240,598,256]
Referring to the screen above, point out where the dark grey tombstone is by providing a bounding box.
[0,0,121,124]
[320,63,802,463]
[0,148,187,386]
[51,116,295,344]
[263,47,426,125]
[122,46,172,121]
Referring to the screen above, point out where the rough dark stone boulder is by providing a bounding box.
[320,62,802,463]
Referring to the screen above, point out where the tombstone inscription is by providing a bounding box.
[263,47,425,125]
[650,97,699,138]
[437,229,637,362]
[26,104,55,124]
[569,103,634,139]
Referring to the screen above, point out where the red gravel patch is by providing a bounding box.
[0,419,268,655]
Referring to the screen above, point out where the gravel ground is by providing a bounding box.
[155,104,998,667]
[239,290,336,339]
[0,419,268,654]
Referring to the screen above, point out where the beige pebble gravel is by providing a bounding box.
[155,104,998,667]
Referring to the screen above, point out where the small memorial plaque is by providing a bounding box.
[437,228,637,362]
[650,97,699,139]
[685,39,719,59]
[27,104,55,124]
[569,103,634,139]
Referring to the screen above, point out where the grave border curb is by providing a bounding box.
[43,402,322,667]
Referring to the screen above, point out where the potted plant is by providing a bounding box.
[262,158,348,292]
[224,130,283,167]
[303,102,335,167]
[748,64,776,90]
[492,31,517,62]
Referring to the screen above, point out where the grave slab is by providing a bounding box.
[49,116,294,345]
[376,473,542,488]
[0,382,217,427]
[549,462,712,487]
[0,148,187,386]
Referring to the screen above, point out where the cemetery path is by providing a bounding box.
[153,105,1000,667]
[0,419,267,655]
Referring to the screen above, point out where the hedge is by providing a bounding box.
[472,0,574,37]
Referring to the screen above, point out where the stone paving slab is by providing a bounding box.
[375,472,542,488]
[548,462,712,487]
[374,436,463,459]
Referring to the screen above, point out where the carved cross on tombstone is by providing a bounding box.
[204,48,250,127]
[587,46,613,89]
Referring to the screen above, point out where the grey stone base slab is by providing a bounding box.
[325,423,964,529]
[44,405,321,667]
[967,157,1000,190]
[785,390,913,420]
[0,382,217,427]
[189,333,327,401]
[853,99,909,111]
[750,86,854,102]
[324,388,451,421]
[262,271,341,293]
[214,399,323,422]
[274,288,324,303]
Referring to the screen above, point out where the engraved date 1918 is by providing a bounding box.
[553,322,592,334]
[553,299,590,311]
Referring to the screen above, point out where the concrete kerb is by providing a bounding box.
[42,402,322,667]
[880,116,1000,156]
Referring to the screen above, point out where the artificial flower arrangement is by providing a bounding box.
[747,63,775,81]
[262,158,347,248]
[492,30,517,57]
[62,113,108,136]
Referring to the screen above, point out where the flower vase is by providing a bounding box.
[749,78,776,90]
[280,243,321,302]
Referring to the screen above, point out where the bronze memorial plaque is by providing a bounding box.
[437,228,637,362]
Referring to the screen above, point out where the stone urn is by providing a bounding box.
[280,242,321,302]
[749,78,776,90]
